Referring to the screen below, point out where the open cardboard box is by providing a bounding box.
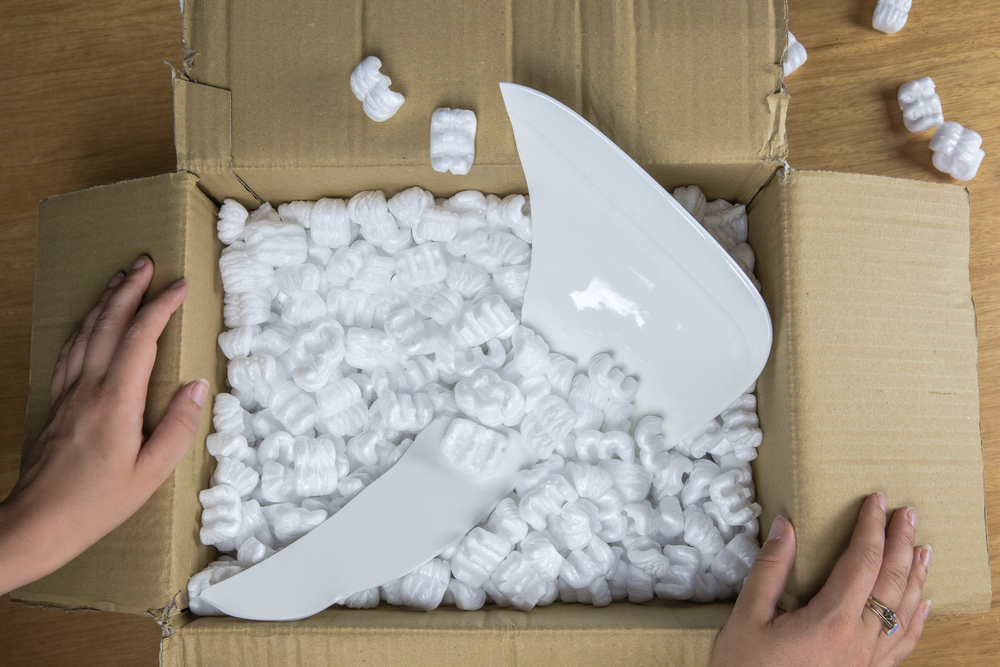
[15,0,990,665]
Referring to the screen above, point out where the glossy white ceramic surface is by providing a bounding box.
[199,415,536,621]
[500,83,772,446]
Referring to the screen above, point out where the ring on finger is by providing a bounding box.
[865,595,900,635]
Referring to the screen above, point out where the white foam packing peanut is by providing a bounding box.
[783,32,807,77]
[430,108,477,175]
[440,418,508,475]
[673,184,760,291]
[349,56,405,122]
[873,0,911,34]
[192,185,766,614]
[929,122,985,182]
[217,200,249,245]
[897,77,943,133]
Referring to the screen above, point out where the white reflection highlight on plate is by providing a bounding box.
[569,277,649,328]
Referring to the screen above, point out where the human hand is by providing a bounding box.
[0,256,207,595]
[712,493,932,667]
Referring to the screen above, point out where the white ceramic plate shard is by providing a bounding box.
[199,416,537,621]
[499,83,772,446]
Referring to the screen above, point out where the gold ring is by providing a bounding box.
[866,595,899,636]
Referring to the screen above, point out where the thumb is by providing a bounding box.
[732,515,797,624]
[137,379,209,483]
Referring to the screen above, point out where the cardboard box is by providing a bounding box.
[15,0,990,664]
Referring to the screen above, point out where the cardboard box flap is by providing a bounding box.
[161,604,730,667]
[179,0,786,203]
[173,76,257,206]
[15,173,222,616]
[749,169,990,614]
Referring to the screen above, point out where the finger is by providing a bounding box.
[82,256,154,379]
[49,332,76,403]
[104,278,188,401]
[136,379,208,484]
[863,506,916,639]
[732,515,796,623]
[815,493,887,614]
[893,545,932,638]
[870,507,917,607]
[64,271,126,387]
[880,599,930,667]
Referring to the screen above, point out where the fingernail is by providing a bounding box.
[108,272,125,288]
[191,379,209,408]
[132,255,149,270]
[923,600,932,619]
[767,516,787,541]
[170,278,187,290]
[877,493,886,512]
[920,545,933,568]
[906,507,917,528]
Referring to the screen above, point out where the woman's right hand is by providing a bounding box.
[712,493,932,667]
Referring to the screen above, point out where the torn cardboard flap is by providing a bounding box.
[750,170,989,614]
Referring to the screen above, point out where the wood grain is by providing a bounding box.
[0,0,995,665]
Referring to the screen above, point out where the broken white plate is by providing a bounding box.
[500,82,771,446]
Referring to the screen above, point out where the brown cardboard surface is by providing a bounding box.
[14,173,222,616]
[750,169,990,614]
[161,603,729,667]
[178,0,787,205]
[173,77,255,207]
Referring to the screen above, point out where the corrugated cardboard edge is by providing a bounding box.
[748,165,800,609]
[13,173,221,620]
[750,168,991,614]
[160,603,731,667]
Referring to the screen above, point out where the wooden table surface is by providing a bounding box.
[0,0,996,664]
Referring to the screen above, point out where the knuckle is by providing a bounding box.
[91,308,119,334]
[818,613,863,659]
[750,548,785,569]
[882,559,911,588]
[122,318,152,344]
[848,542,884,576]
[72,329,91,347]
[816,603,850,634]
[180,410,202,435]
[912,562,929,587]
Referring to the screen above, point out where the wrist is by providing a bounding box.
[0,493,60,596]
